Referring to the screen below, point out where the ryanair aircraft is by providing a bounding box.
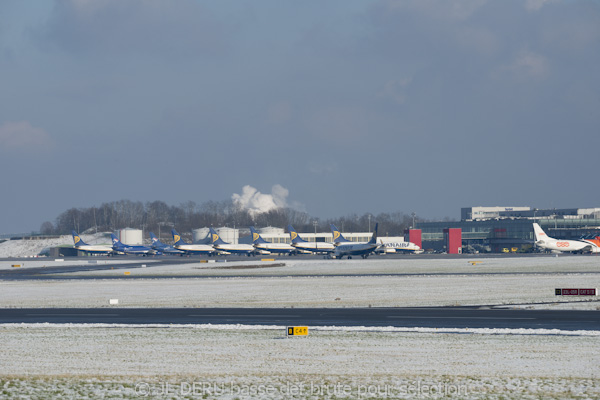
[287,225,334,254]
[71,231,113,254]
[208,227,255,256]
[171,229,215,255]
[249,226,295,255]
[330,223,379,259]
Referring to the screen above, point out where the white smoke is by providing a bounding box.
[232,184,289,215]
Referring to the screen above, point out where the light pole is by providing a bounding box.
[313,220,318,234]
[411,212,416,229]
[368,214,371,232]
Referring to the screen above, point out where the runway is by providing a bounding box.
[1,307,598,330]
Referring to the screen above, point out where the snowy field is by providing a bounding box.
[0,324,599,399]
[1,255,599,398]
[0,256,599,309]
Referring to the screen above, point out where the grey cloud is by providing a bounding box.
[36,0,230,57]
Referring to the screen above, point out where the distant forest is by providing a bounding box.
[41,199,420,238]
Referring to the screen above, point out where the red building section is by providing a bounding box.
[404,229,422,249]
[443,228,462,254]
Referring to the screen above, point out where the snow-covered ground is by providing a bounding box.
[1,257,598,309]
[0,325,598,399]
[1,255,599,398]
[53,253,600,276]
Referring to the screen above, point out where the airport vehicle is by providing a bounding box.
[330,223,379,259]
[149,232,184,255]
[287,225,334,254]
[110,234,160,256]
[533,223,591,253]
[249,226,295,255]
[208,227,255,256]
[171,229,215,255]
[71,231,113,254]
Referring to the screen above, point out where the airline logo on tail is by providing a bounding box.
[174,234,181,243]
[291,232,298,241]
[253,232,260,241]
[212,233,219,243]
[74,236,81,245]
[333,231,341,241]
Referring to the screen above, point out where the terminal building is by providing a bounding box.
[419,206,600,253]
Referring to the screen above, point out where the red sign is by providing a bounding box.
[558,288,597,296]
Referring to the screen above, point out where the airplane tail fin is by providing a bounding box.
[287,225,306,243]
[250,226,268,244]
[149,232,164,248]
[71,231,88,246]
[330,224,350,243]
[110,233,124,248]
[209,228,227,245]
[533,223,550,242]
[368,223,379,245]
[171,229,188,246]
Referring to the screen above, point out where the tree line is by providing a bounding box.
[40,199,418,239]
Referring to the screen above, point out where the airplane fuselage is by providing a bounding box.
[535,239,590,252]
[333,242,378,258]
[174,244,214,254]
[74,245,113,254]
[291,242,335,253]
[254,243,295,254]
[213,244,255,255]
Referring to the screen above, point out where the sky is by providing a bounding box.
[0,0,599,233]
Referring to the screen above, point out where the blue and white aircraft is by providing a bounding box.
[330,223,379,259]
[71,231,113,254]
[149,232,184,255]
[171,229,215,255]
[249,226,295,255]
[110,234,160,256]
[287,225,334,254]
[208,227,255,256]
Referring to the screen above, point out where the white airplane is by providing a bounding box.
[533,223,591,252]
[330,223,379,259]
[377,240,423,254]
[287,225,334,254]
[71,231,113,254]
[209,227,255,256]
[171,229,215,255]
[249,226,295,255]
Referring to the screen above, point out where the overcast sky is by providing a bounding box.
[1,0,599,233]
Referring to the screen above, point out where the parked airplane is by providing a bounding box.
[249,226,295,255]
[377,240,423,254]
[149,232,184,255]
[208,227,255,256]
[110,234,160,255]
[533,223,591,252]
[287,225,334,254]
[171,229,215,255]
[330,223,379,259]
[71,231,113,254]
